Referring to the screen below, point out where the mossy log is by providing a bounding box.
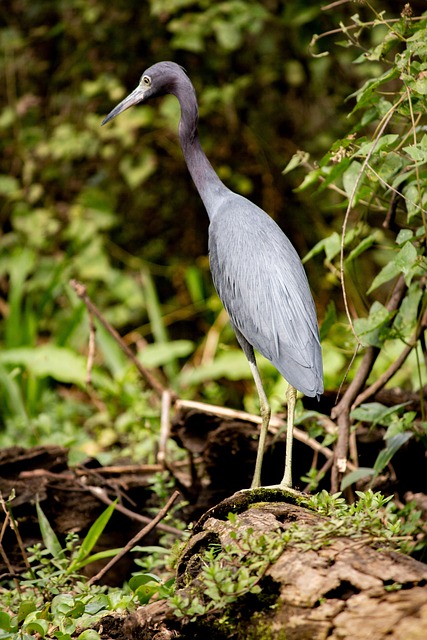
[108,489,427,640]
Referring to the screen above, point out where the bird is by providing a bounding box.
[102,61,323,490]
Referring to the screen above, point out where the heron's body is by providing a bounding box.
[209,195,322,397]
[102,61,323,489]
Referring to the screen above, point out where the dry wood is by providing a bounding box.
[103,491,427,640]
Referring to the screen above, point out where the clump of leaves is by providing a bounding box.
[0,499,133,640]
[169,512,284,621]
[302,489,426,556]
[287,4,427,488]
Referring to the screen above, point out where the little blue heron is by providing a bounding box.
[102,61,323,489]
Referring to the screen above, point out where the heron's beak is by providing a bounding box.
[101,85,146,125]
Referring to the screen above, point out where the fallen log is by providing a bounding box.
[106,489,427,640]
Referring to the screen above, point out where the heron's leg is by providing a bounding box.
[247,360,271,489]
[232,326,271,489]
[280,384,297,488]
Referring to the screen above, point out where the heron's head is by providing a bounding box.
[101,61,189,125]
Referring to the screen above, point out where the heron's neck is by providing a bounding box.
[178,97,228,219]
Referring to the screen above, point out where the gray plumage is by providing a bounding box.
[102,61,323,488]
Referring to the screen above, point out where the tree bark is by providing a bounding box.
[109,490,427,640]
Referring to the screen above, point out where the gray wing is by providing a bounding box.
[208,195,323,398]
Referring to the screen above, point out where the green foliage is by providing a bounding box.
[295,7,427,359]
[128,573,175,606]
[167,489,425,621]
[341,401,424,490]
[1,0,348,460]
[0,501,131,640]
[302,489,426,556]
[169,513,284,620]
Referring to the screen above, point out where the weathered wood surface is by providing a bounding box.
[106,491,427,640]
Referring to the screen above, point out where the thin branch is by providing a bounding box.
[88,490,181,585]
[86,306,96,386]
[70,279,167,398]
[86,486,183,536]
[0,499,21,593]
[175,398,351,467]
[74,459,197,475]
[331,275,407,491]
[158,390,172,467]
[303,456,334,493]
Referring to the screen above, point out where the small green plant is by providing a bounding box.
[302,489,425,555]
[169,513,284,621]
[341,402,425,490]
[0,499,134,640]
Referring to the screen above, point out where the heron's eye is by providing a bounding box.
[141,75,151,87]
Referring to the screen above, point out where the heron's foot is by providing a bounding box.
[237,484,300,497]
[263,483,299,494]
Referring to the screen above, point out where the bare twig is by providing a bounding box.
[331,275,407,492]
[88,490,181,585]
[75,459,197,475]
[86,306,96,385]
[70,279,167,398]
[0,499,21,593]
[86,486,183,536]
[175,398,350,467]
[158,390,172,467]
[303,456,334,493]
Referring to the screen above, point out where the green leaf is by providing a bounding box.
[351,402,392,426]
[129,573,162,591]
[391,283,423,339]
[342,160,364,201]
[368,242,418,293]
[0,612,12,631]
[36,501,63,558]
[351,402,410,427]
[2,247,36,349]
[75,547,122,570]
[345,232,379,263]
[340,467,375,491]
[51,594,75,617]
[0,361,28,421]
[353,301,394,347]
[396,229,413,245]
[179,350,253,386]
[23,619,49,638]
[303,232,341,263]
[373,432,413,474]
[84,595,110,615]
[0,345,88,385]
[184,265,206,304]
[69,501,117,572]
[355,134,399,157]
[119,151,156,189]
[94,322,127,377]
[349,67,399,113]
[402,143,427,163]
[319,301,336,341]
[141,269,178,379]
[139,340,195,368]
[76,631,102,640]
[282,150,310,175]
[17,601,37,625]
[134,583,160,605]
[0,174,20,195]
